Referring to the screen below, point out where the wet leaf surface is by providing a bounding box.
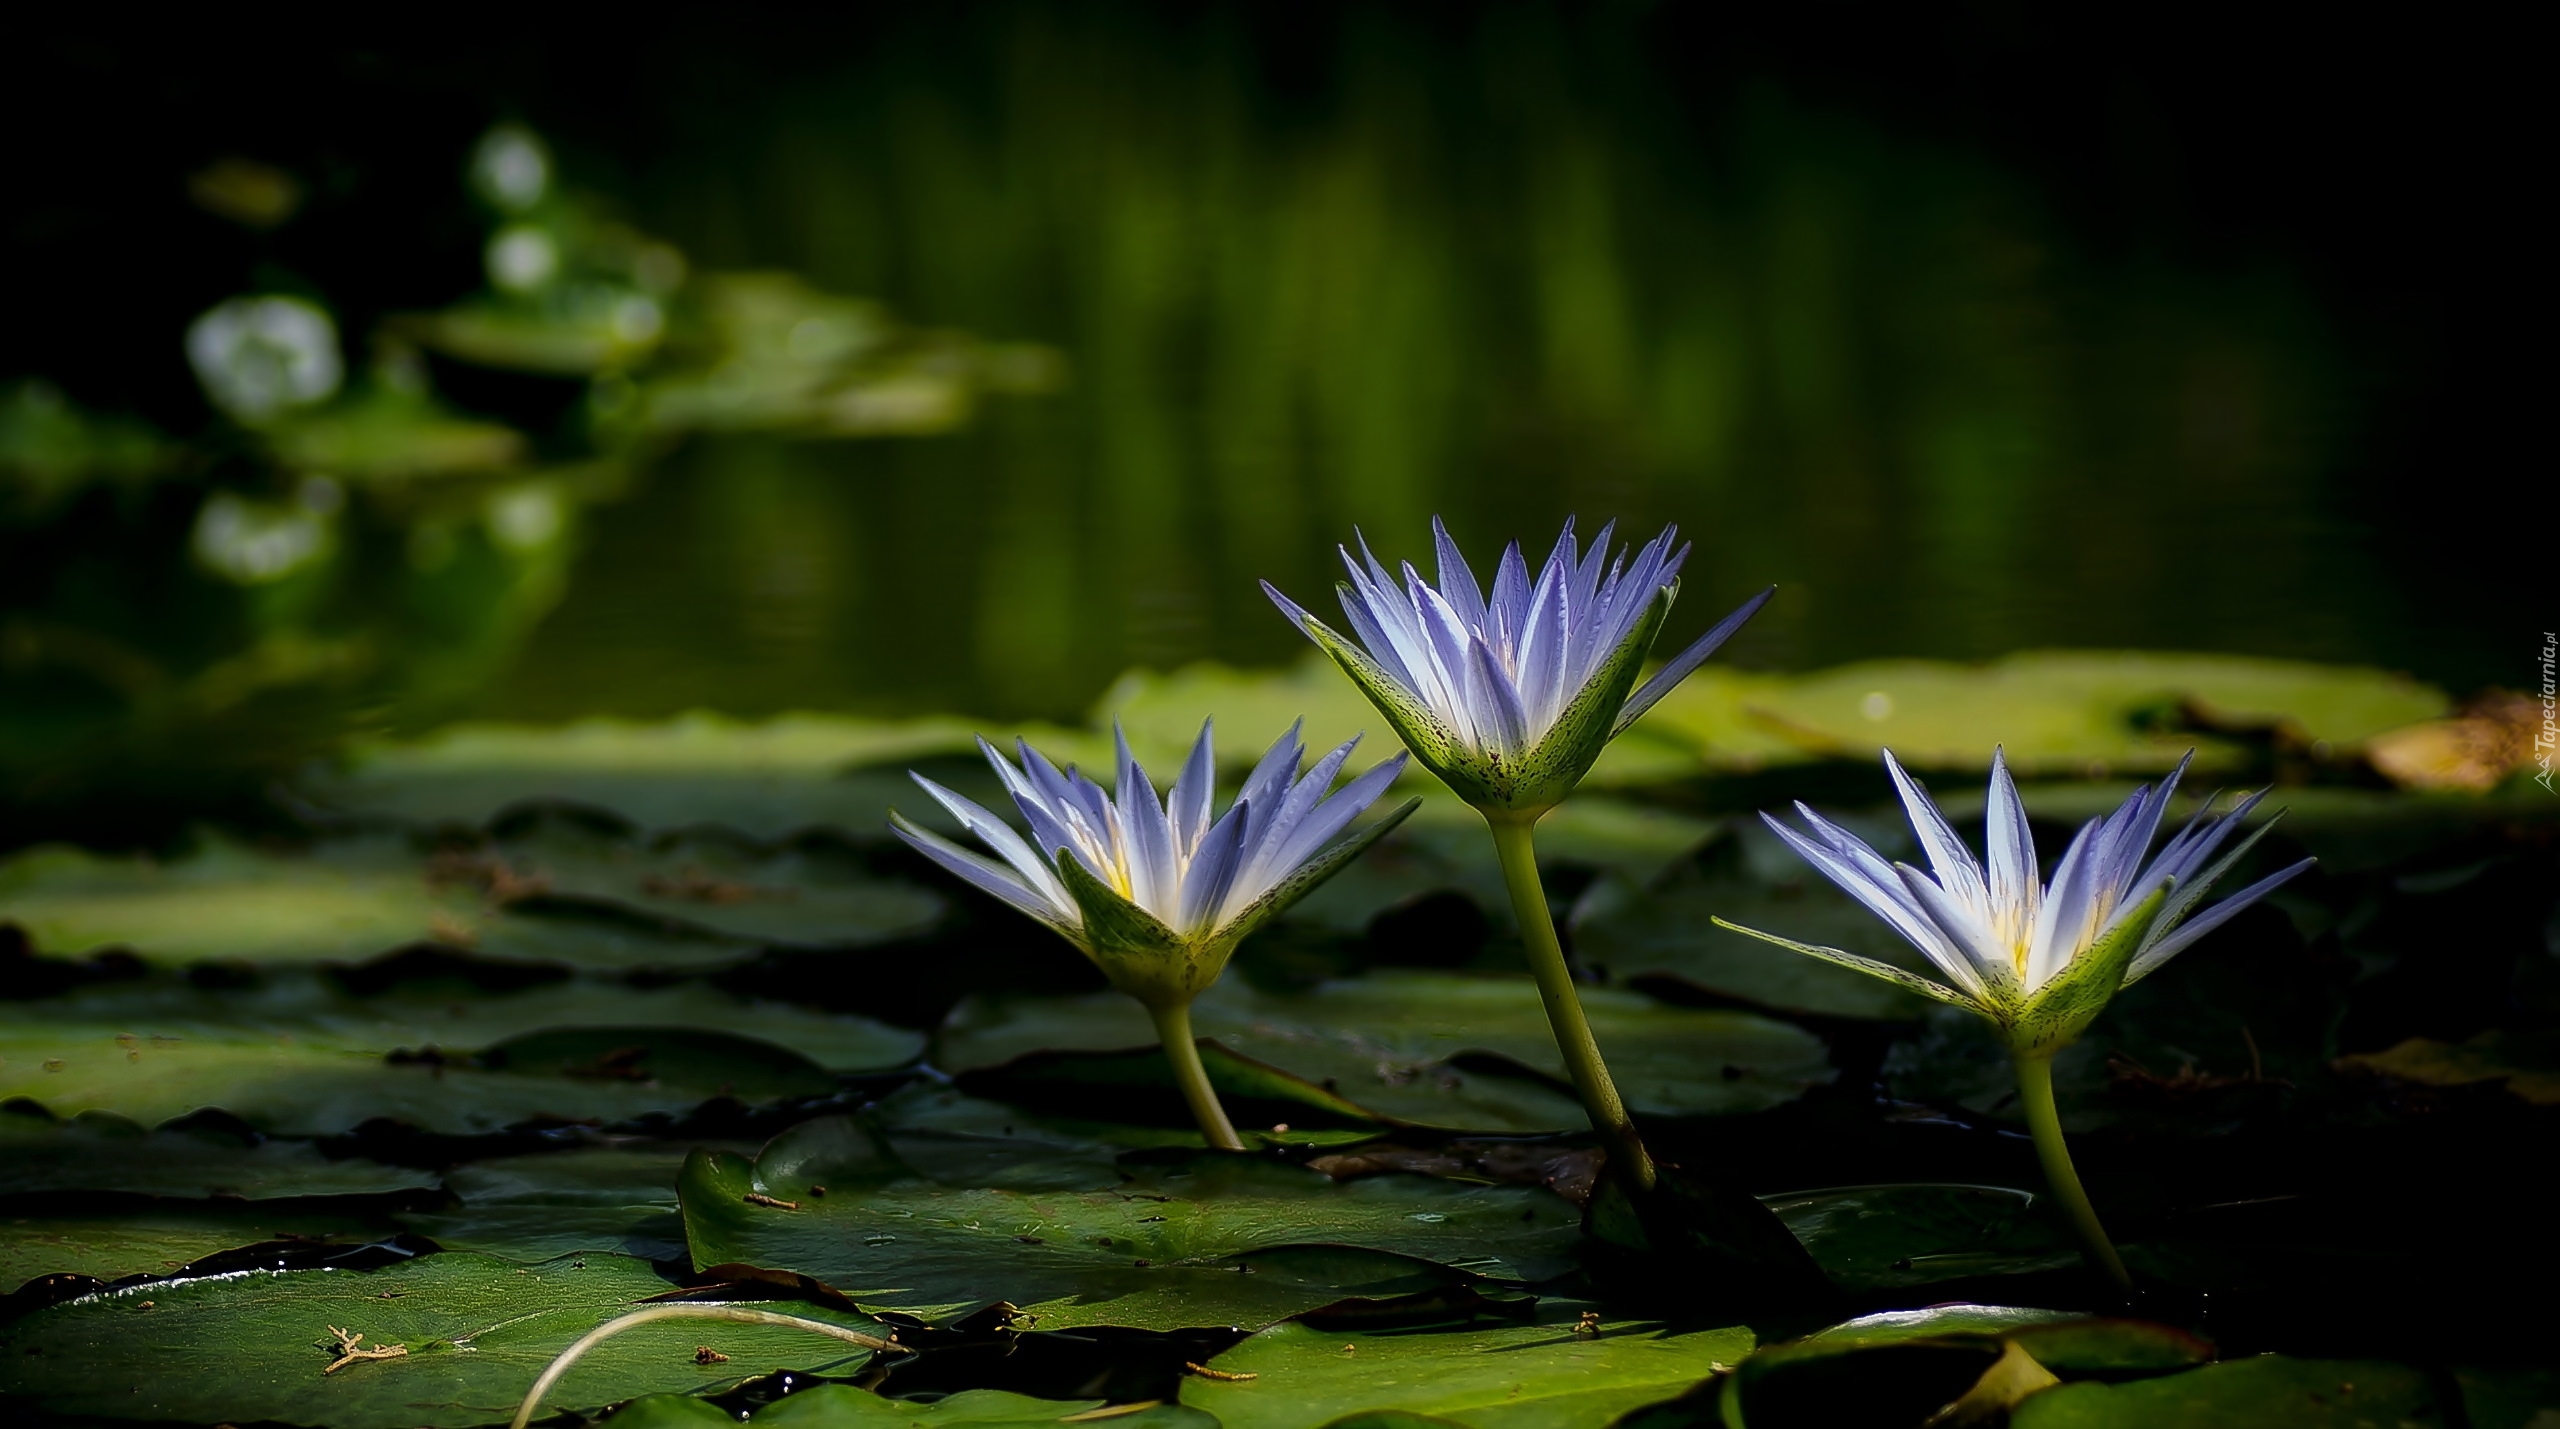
[0,1252,890,1428]
[607,1384,1215,1427]
[1179,1299,1753,1429]
[2008,1356,2447,1427]
[0,973,918,1133]
[679,1114,1582,1328]
[939,972,1831,1133]
[0,1110,440,1199]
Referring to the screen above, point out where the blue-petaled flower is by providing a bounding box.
[890,720,1415,1011]
[1262,517,1771,813]
[1719,750,2316,1055]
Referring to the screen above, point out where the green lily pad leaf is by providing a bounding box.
[1180,1300,1753,1429]
[1765,1184,2074,1290]
[481,823,944,949]
[679,1115,1582,1328]
[607,1384,1215,1428]
[2335,1030,2560,1105]
[1744,651,2449,777]
[1614,667,1824,776]
[1719,1304,2215,1427]
[1,1205,391,1297]
[2456,1367,2560,1429]
[0,1252,889,1429]
[0,826,941,973]
[0,973,918,1133]
[1284,794,1718,936]
[1572,841,1938,1021]
[296,713,1099,838]
[958,1040,1420,1131]
[0,832,484,967]
[2008,1356,2446,1427]
[939,972,1831,1132]
[397,1144,732,1264]
[0,1110,438,1199]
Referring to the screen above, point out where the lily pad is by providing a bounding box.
[0,1251,890,1429]
[0,833,484,968]
[607,1384,1215,1428]
[1572,849,1937,1021]
[1,1206,391,1297]
[482,824,944,948]
[2008,1356,2445,1427]
[0,974,919,1133]
[297,713,1099,839]
[0,827,941,974]
[2335,1031,2560,1105]
[1179,1300,1754,1429]
[938,972,1832,1131]
[0,1111,439,1199]
[1764,1184,2074,1290]
[1717,1304,2215,1427]
[679,1114,1582,1328]
[1743,651,2447,776]
[398,1144,724,1264]
[1284,794,1719,936]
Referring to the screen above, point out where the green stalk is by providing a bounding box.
[2015,1051,2132,1292]
[1486,813,1656,1191]
[1150,1000,1246,1151]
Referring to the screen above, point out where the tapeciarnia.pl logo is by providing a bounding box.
[2536,630,2556,794]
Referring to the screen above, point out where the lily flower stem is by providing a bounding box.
[1149,1001,1246,1151]
[1487,814,1657,1192]
[2014,1051,2132,1293]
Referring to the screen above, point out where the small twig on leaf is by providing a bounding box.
[1184,1362,1258,1381]
[743,1192,800,1211]
[322,1325,408,1375]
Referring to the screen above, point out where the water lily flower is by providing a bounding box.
[891,719,1416,1150]
[1718,749,2316,1288]
[1266,517,1773,1191]
[1262,516,1771,815]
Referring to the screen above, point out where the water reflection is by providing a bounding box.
[483,13,2386,724]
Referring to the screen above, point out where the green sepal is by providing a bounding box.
[1295,600,1497,797]
[1214,797,1422,951]
[1505,584,1671,808]
[2005,880,2174,1056]
[1712,917,1984,1014]
[1050,849,1199,1007]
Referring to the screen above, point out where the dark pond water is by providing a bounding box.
[3,8,2517,759]
[454,10,2488,725]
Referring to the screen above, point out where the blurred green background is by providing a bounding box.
[0,6,2523,831]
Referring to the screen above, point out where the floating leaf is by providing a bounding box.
[2008,1355,2444,1427]
[2334,1030,2560,1105]
[1180,1300,1752,1429]
[606,1385,1214,1428]
[296,713,1099,838]
[1572,846,1937,1021]
[1717,1304,2214,1427]
[679,1114,1581,1328]
[0,973,917,1133]
[0,833,485,968]
[0,1110,437,1199]
[398,1144,714,1264]
[939,972,1831,1132]
[1764,1184,2073,1290]
[1743,651,2447,776]
[481,822,944,949]
[1,1206,390,1297]
[0,1252,888,1429]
